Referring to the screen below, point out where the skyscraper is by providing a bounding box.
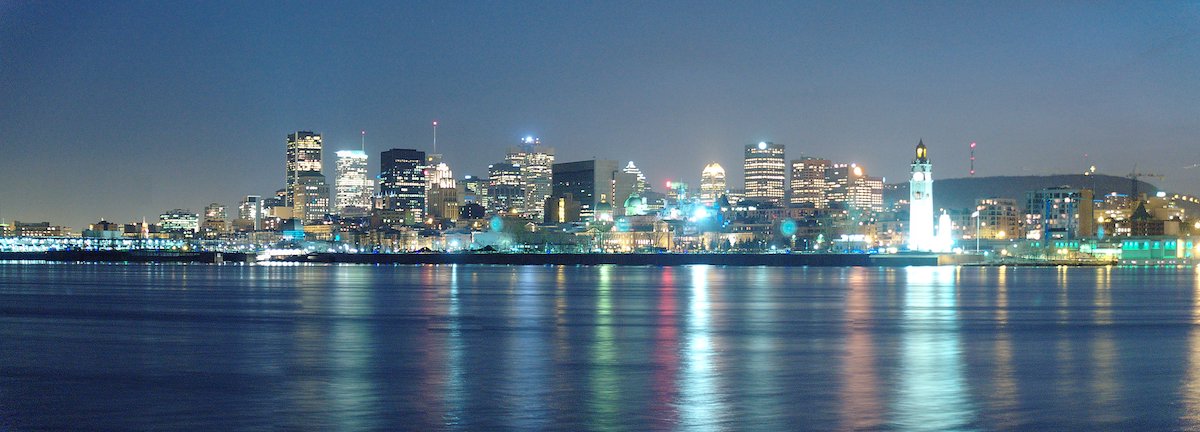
[380,148,426,220]
[699,162,727,206]
[460,175,487,207]
[285,131,323,207]
[294,172,330,223]
[427,161,458,221]
[833,164,883,213]
[237,195,261,231]
[909,141,934,251]
[487,162,524,216]
[743,141,785,203]
[790,157,831,208]
[505,137,555,220]
[201,203,227,237]
[623,161,647,194]
[334,150,373,216]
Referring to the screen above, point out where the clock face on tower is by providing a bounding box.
[913,172,925,181]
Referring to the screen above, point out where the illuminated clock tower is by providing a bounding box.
[908,140,934,251]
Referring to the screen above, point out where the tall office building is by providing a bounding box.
[1025,187,1095,242]
[460,175,487,206]
[380,148,426,220]
[505,137,555,220]
[201,203,227,236]
[427,161,458,221]
[237,195,262,231]
[743,141,786,203]
[790,158,831,208]
[487,162,524,216]
[335,150,373,216]
[285,131,329,223]
[160,209,200,237]
[285,131,323,207]
[699,162,726,206]
[550,159,637,221]
[909,141,935,251]
[825,163,882,213]
[294,172,330,223]
[623,161,648,194]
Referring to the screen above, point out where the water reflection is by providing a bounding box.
[680,265,723,430]
[996,267,1008,325]
[589,265,619,429]
[650,266,680,428]
[989,333,1019,428]
[505,267,550,430]
[840,269,883,430]
[1183,266,1200,427]
[1093,266,1113,325]
[9,265,1200,430]
[896,266,975,430]
[1056,266,1071,324]
[442,265,465,427]
[329,267,377,431]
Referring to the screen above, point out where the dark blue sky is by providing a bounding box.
[2,1,1198,228]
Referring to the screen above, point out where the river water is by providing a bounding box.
[1,263,1199,430]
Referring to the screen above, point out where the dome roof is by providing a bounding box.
[702,162,725,175]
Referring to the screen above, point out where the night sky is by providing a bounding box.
[1,1,1198,229]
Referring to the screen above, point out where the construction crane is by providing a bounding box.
[1127,165,1164,199]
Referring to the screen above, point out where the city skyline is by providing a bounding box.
[2,2,1198,230]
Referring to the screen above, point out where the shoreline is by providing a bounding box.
[0,250,972,266]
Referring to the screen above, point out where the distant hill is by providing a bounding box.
[884,174,1168,211]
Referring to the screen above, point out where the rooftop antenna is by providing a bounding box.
[432,120,438,154]
[969,141,976,176]
[360,130,365,153]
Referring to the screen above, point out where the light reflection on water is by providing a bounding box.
[680,265,722,431]
[1185,265,1200,428]
[897,266,974,431]
[3,264,1200,430]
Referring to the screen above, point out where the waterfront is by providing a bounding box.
[2,263,1200,430]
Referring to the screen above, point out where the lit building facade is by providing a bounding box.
[380,148,427,220]
[975,198,1022,240]
[826,164,883,213]
[505,137,555,220]
[201,203,227,237]
[160,209,200,238]
[790,157,831,208]
[293,172,330,223]
[1025,187,1094,242]
[427,161,458,221]
[699,162,726,206]
[550,159,637,222]
[743,141,786,203]
[237,195,262,231]
[460,175,487,206]
[908,141,935,251]
[623,161,648,194]
[285,131,322,208]
[334,150,373,216]
[487,162,524,216]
